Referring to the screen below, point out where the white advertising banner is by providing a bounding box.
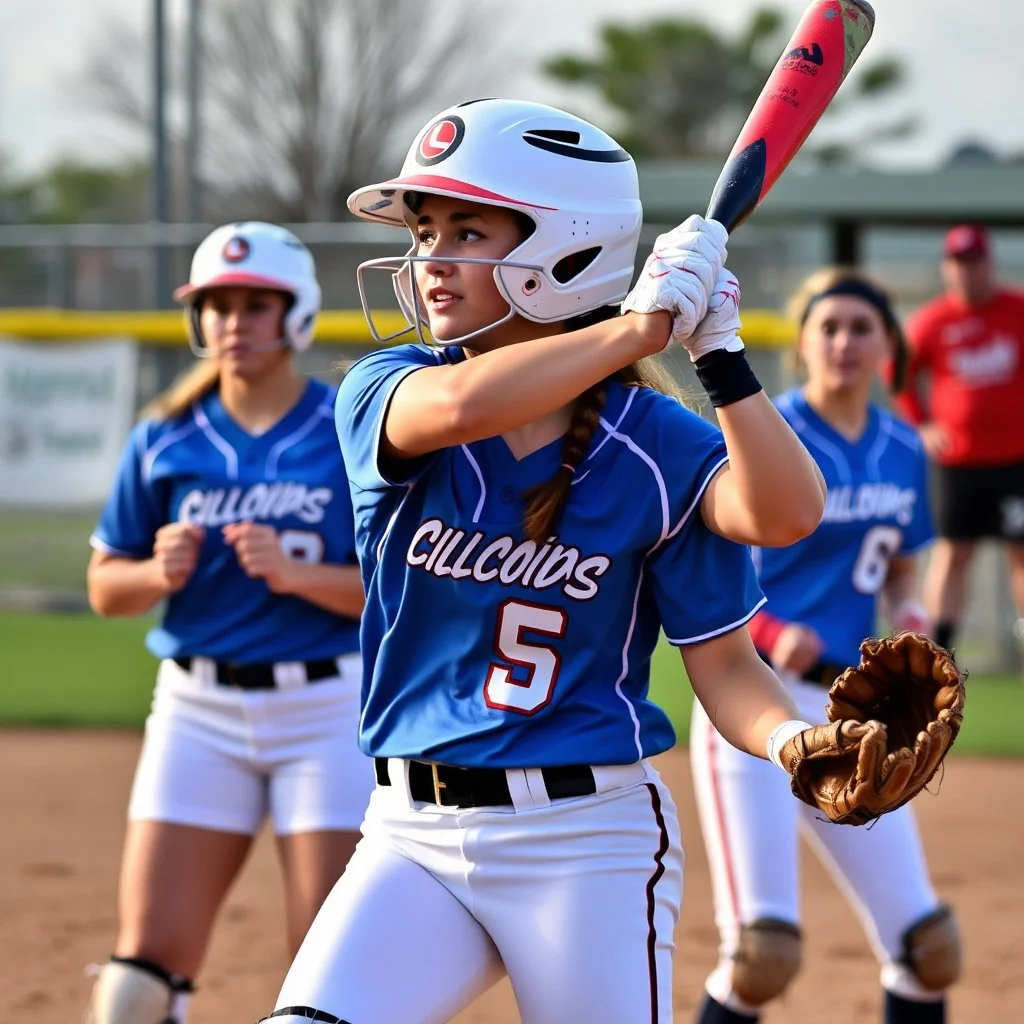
[0,338,138,506]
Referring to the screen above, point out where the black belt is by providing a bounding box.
[374,757,597,808]
[172,656,340,690]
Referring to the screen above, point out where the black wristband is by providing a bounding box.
[693,348,763,408]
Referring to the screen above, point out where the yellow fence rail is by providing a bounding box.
[0,308,797,348]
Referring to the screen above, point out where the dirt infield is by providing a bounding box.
[0,731,1019,1023]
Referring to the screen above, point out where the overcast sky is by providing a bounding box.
[1,0,1020,176]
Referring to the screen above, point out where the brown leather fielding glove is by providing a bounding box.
[779,633,966,826]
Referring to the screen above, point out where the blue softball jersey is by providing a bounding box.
[336,343,765,768]
[754,388,934,668]
[91,379,360,663]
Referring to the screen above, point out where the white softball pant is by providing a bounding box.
[127,656,373,835]
[270,758,683,1023]
[689,675,944,1004]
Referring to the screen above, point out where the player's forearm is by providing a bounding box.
[385,315,658,458]
[709,391,826,546]
[882,559,918,611]
[272,562,365,619]
[880,556,927,632]
[87,556,170,616]
[683,630,802,759]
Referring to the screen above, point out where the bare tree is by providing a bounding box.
[80,0,507,222]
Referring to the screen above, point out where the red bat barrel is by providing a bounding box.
[707,0,875,232]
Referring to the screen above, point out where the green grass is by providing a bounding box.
[0,611,156,726]
[1,611,1022,756]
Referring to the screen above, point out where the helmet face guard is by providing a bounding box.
[356,251,549,347]
[347,99,642,341]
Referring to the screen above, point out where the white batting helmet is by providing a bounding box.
[347,98,642,344]
[173,221,322,353]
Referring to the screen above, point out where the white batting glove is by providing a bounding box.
[621,215,729,351]
[686,267,746,362]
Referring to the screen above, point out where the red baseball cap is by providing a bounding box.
[943,224,990,259]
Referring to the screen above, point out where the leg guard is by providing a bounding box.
[731,918,802,1007]
[884,989,946,1024]
[900,905,962,992]
[258,1009,351,1023]
[696,992,759,1023]
[84,957,193,1024]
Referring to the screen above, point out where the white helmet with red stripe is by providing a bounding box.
[173,221,321,353]
[347,98,642,343]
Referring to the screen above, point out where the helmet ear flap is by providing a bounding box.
[185,299,210,358]
[391,246,423,327]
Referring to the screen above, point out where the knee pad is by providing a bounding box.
[900,905,962,991]
[84,957,193,1024]
[730,918,802,1007]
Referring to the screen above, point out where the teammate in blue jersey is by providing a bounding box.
[259,98,836,1024]
[83,223,372,1024]
[690,268,962,1024]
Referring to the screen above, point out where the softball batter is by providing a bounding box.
[84,222,372,1024]
[690,269,962,1024]
[262,98,828,1024]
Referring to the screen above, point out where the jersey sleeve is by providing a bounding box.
[644,399,765,645]
[900,443,935,555]
[336,345,440,492]
[90,421,167,559]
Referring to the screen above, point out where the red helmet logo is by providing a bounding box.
[416,116,465,166]
[222,236,250,263]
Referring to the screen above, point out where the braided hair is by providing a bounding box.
[522,381,608,543]
[521,306,685,542]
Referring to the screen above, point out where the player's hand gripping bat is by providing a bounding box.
[706,0,875,233]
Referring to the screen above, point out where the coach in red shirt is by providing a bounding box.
[897,224,1024,655]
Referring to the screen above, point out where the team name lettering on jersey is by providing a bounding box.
[178,483,334,526]
[406,517,612,600]
[822,483,917,527]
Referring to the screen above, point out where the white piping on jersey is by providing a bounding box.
[597,416,671,539]
[864,412,897,483]
[588,387,638,466]
[140,421,199,485]
[376,483,415,563]
[882,413,924,454]
[615,564,653,762]
[868,411,923,483]
[88,534,141,558]
[574,388,639,487]
[875,411,932,555]
[776,392,852,485]
[664,596,766,646]
[459,445,487,523]
[192,404,239,480]
[662,455,729,546]
[592,417,734,754]
[265,399,333,479]
[371,364,423,487]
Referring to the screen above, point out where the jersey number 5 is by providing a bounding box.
[485,599,568,715]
